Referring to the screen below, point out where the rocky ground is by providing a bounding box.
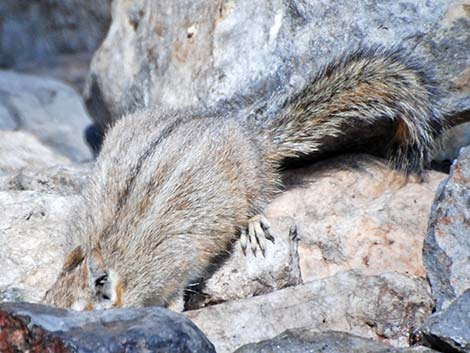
[0,1,469,353]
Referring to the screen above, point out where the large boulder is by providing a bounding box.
[0,71,93,161]
[0,190,80,303]
[423,145,470,311]
[234,330,438,353]
[0,302,215,353]
[0,163,91,196]
[280,155,445,282]
[434,122,470,163]
[189,155,445,309]
[0,131,70,173]
[0,0,111,69]
[422,290,470,353]
[186,271,434,353]
[0,152,89,303]
[84,0,470,132]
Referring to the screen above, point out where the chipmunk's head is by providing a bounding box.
[43,246,124,310]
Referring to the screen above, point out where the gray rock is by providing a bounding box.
[434,122,470,163]
[189,155,444,310]
[84,0,469,132]
[0,132,90,304]
[0,163,91,196]
[0,131,70,173]
[423,145,470,311]
[187,213,301,309]
[0,1,111,68]
[186,271,434,353]
[0,191,79,303]
[234,329,438,353]
[0,71,93,161]
[20,53,95,93]
[0,302,215,353]
[419,1,470,118]
[422,290,470,353]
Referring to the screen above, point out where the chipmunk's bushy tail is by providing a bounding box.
[263,46,446,173]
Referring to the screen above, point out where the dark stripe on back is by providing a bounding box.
[114,115,189,212]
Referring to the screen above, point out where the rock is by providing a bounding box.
[84,0,469,132]
[188,155,444,309]
[234,329,438,353]
[0,164,91,196]
[280,155,446,282]
[0,131,70,173]
[420,1,470,118]
[434,122,470,163]
[0,71,93,161]
[422,290,470,353]
[0,1,111,68]
[0,191,79,303]
[423,146,470,311]
[0,134,89,304]
[187,214,301,309]
[19,53,95,92]
[186,271,434,353]
[0,302,215,353]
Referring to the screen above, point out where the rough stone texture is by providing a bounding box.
[0,1,111,69]
[435,122,470,162]
[84,0,470,132]
[422,290,470,353]
[188,155,444,309]
[423,146,470,311]
[0,191,79,304]
[187,212,301,309]
[0,71,93,161]
[186,271,434,353]
[422,1,470,118]
[234,329,439,353]
[0,302,215,353]
[280,155,446,282]
[0,164,91,196]
[0,131,70,173]
[0,160,87,304]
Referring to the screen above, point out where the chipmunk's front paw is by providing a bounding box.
[167,294,185,313]
[240,215,275,257]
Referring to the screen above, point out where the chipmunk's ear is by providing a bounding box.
[87,248,114,302]
[62,246,85,272]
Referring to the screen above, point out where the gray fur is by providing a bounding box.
[43,47,446,310]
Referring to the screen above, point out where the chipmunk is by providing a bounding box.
[43,46,445,311]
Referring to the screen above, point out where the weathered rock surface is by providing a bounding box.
[0,191,79,303]
[0,131,70,173]
[84,0,470,132]
[186,271,434,353]
[0,302,215,353]
[0,1,111,69]
[280,156,445,282]
[189,155,445,309]
[422,290,470,353]
[0,144,87,303]
[0,71,93,161]
[424,146,470,311]
[0,163,91,196]
[234,329,438,353]
[434,122,470,163]
[187,214,301,309]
